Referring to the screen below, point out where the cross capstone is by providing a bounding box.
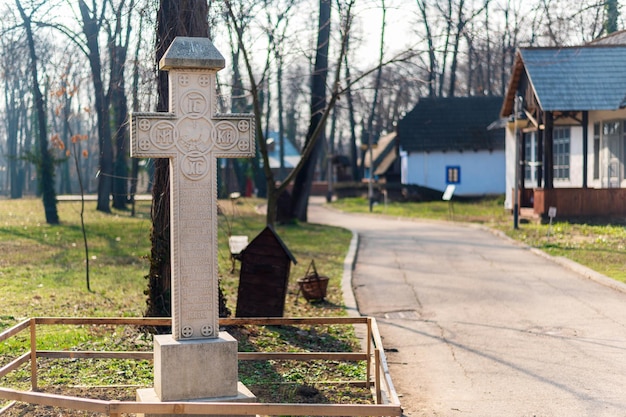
[130,37,255,340]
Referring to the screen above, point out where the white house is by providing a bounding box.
[397,96,505,197]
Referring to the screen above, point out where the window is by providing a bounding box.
[553,127,570,180]
[593,123,600,180]
[524,133,533,180]
[524,132,537,182]
[446,166,460,184]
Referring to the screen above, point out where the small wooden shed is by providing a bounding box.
[235,226,297,317]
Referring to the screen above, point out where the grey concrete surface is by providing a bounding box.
[308,198,626,417]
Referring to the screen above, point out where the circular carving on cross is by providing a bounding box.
[181,326,193,338]
[179,74,190,86]
[176,117,212,154]
[150,121,178,150]
[181,152,210,180]
[213,122,238,150]
[181,91,208,119]
[237,139,250,152]
[237,120,250,132]
[138,119,150,131]
[138,137,151,151]
[198,75,211,87]
[201,325,213,337]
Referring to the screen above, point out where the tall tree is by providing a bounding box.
[109,0,135,210]
[344,46,360,181]
[605,0,619,34]
[78,0,115,213]
[1,30,28,199]
[288,0,331,222]
[225,0,353,226]
[145,0,215,319]
[223,1,255,197]
[416,0,437,97]
[15,0,59,224]
[362,0,387,192]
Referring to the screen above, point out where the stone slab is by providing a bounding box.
[154,332,238,401]
[136,382,256,417]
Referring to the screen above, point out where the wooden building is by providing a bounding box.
[501,42,626,218]
[235,226,297,317]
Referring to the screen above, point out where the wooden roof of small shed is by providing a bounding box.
[501,45,626,117]
[243,226,297,264]
[398,96,504,153]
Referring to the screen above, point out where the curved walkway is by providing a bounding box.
[308,198,626,417]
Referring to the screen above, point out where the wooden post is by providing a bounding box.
[544,111,554,189]
[582,111,588,188]
[374,348,382,404]
[366,318,372,389]
[109,399,121,417]
[29,318,37,391]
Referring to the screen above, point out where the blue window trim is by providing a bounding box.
[446,165,461,184]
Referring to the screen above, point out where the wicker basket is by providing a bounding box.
[297,260,329,301]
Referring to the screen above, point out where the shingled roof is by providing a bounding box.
[501,45,626,116]
[398,96,504,153]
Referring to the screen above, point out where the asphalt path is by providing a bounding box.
[308,198,626,417]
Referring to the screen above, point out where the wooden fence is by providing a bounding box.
[0,317,402,416]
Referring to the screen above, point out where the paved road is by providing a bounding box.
[308,199,626,417]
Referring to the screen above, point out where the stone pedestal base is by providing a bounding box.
[154,332,239,401]
[136,383,256,417]
[137,332,257,417]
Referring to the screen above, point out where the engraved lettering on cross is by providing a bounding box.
[129,39,255,341]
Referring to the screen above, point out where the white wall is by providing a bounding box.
[401,149,505,196]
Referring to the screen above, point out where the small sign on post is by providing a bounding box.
[547,206,557,236]
[442,184,456,201]
[443,184,456,219]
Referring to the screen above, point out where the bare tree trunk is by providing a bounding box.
[145,0,235,321]
[417,0,437,97]
[289,0,331,222]
[78,0,114,213]
[110,1,135,210]
[364,0,386,195]
[16,0,59,224]
[344,49,359,181]
[129,8,144,216]
[437,0,453,97]
[3,54,24,198]
[448,0,465,98]
[484,2,492,95]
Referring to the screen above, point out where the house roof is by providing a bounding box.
[364,132,398,176]
[501,45,626,116]
[242,226,297,265]
[588,29,626,45]
[398,96,504,153]
[266,132,301,169]
[364,131,396,168]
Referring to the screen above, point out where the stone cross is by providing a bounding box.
[130,37,255,341]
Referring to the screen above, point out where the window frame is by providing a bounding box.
[553,127,570,181]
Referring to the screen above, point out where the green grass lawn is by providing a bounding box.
[4,194,624,414]
[332,196,626,283]
[0,197,365,415]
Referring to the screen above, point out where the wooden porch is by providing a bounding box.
[522,188,626,219]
